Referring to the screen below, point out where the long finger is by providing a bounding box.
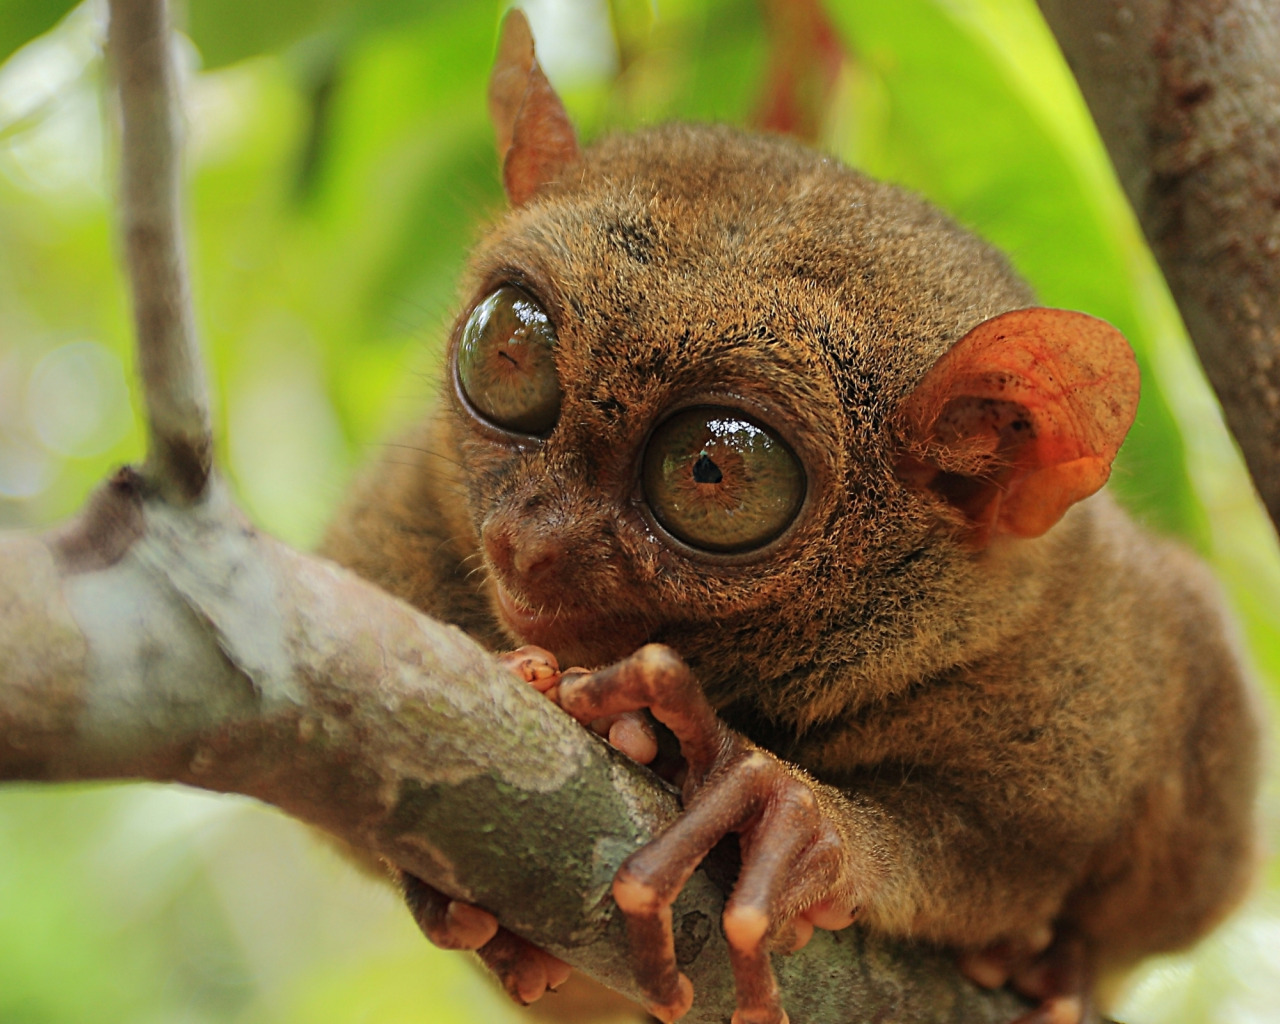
[613,753,771,1018]
[400,871,499,950]
[560,645,725,781]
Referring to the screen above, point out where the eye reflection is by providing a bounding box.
[456,286,561,434]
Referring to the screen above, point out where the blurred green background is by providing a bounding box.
[1,1,1277,1021]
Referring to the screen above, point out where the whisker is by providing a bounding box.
[374,443,468,473]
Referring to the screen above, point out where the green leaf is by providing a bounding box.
[0,0,78,66]
[185,0,459,70]
[186,0,352,68]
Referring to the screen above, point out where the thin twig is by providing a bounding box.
[107,0,212,503]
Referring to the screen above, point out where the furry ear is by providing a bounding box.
[488,9,580,207]
[894,308,1140,544]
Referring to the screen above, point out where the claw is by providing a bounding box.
[499,644,560,690]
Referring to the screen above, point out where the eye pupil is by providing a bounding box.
[692,452,723,484]
[643,407,805,554]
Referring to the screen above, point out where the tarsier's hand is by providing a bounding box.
[506,645,660,766]
[404,643,869,1023]
[557,645,869,1024]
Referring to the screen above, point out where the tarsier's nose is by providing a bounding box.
[482,512,567,593]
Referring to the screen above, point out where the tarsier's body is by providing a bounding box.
[324,14,1260,1024]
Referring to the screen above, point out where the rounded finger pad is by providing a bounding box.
[802,899,860,931]
[480,930,552,1005]
[644,972,694,1024]
[1009,996,1084,1024]
[786,916,815,952]
[400,872,484,950]
[723,903,771,953]
[731,1011,790,1024]
[609,712,659,764]
[443,900,499,949]
[539,950,573,990]
[613,867,663,916]
[957,948,1014,990]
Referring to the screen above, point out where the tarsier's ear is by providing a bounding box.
[488,9,580,207]
[894,308,1140,545]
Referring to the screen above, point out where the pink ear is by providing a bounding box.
[895,308,1140,543]
[488,9,580,207]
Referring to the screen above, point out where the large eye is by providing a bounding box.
[643,407,805,553]
[456,286,561,434]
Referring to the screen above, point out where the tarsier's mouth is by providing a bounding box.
[490,580,650,669]
[491,581,568,637]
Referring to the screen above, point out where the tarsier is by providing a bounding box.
[323,11,1261,1024]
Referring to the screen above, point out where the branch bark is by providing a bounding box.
[1036,0,1280,533]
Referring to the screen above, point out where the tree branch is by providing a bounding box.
[0,473,1026,1023]
[108,0,211,503]
[1036,0,1280,533]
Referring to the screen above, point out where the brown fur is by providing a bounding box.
[322,120,1260,988]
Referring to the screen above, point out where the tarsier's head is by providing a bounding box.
[444,12,1138,724]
